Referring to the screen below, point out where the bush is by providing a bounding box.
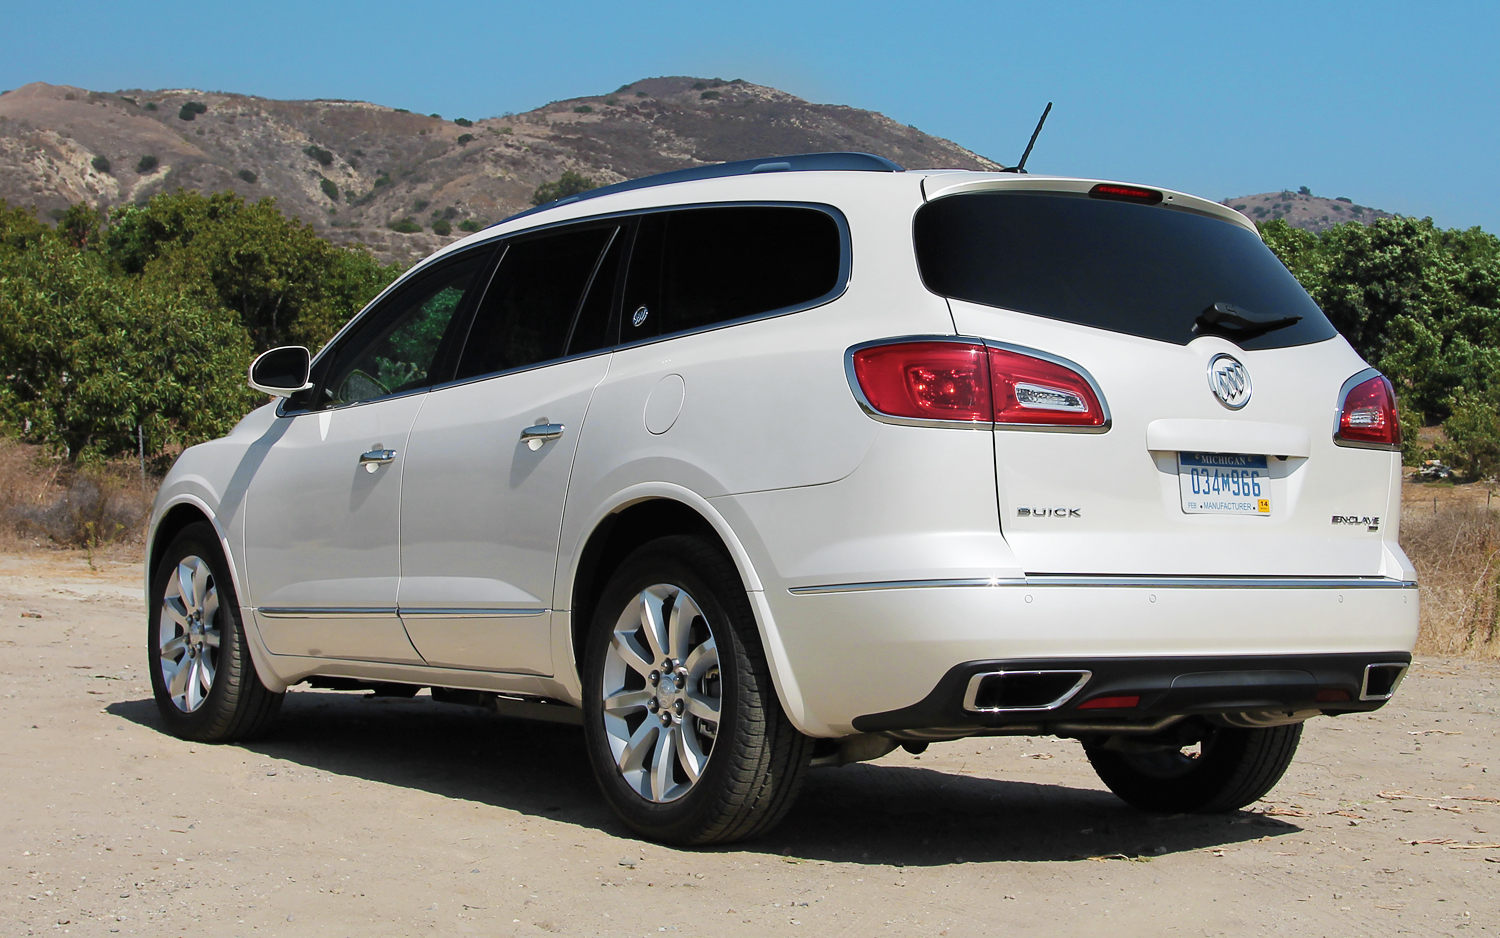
[237,168,257,184]
[456,133,474,146]
[573,105,593,114]
[304,145,334,167]
[10,470,148,548]
[319,177,339,201]
[1298,186,1312,196]
[178,101,207,121]
[1403,505,1500,656]
[692,81,707,90]
[413,199,430,212]
[700,91,720,100]
[373,173,391,188]
[136,154,159,174]
[57,203,103,250]
[390,217,421,233]
[1439,390,1500,479]
[635,91,648,98]
[91,155,111,174]
[429,113,441,119]
[144,102,158,111]
[531,170,597,206]
[605,98,619,106]
[457,219,482,232]
[453,117,473,127]
[431,219,452,236]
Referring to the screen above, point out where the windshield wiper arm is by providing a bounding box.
[1194,302,1302,341]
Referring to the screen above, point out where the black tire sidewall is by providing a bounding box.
[147,522,247,740]
[1087,723,1302,813]
[580,538,753,841]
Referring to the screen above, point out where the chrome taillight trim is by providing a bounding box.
[1333,367,1402,452]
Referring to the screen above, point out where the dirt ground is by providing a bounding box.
[1,549,1497,938]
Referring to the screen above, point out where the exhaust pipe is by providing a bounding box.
[1360,662,1408,701]
[963,669,1091,713]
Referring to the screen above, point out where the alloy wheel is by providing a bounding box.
[157,555,221,713]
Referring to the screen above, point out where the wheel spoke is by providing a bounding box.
[159,634,188,660]
[610,629,655,680]
[200,584,219,627]
[161,597,190,631]
[666,592,703,663]
[603,688,652,715]
[683,637,717,678]
[637,588,670,663]
[678,721,709,783]
[684,691,720,722]
[167,653,191,700]
[196,655,215,697]
[651,725,677,802]
[190,561,211,616]
[617,717,658,775]
[201,628,221,650]
[176,561,198,614]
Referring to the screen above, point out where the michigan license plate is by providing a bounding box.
[1178,452,1271,515]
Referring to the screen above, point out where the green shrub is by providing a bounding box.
[237,169,257,184]
[144,102,158,111]
[692,81,707,90]
[395,107,410,114]
[177,101,207,121]
[1336,197,1353,203]
[431,219,452,236]
[439,207,458,220]
[1440,390,1500,479]
[373,173,391,188]
[304,145,334,167]
[453,117,473,127]
[457,219,482,232]
[413,199,430,212]
[91,155,111,174]
[319,177,339,201]
[58,203,103,250]
[605,97,619,106]
[573,105,593,114]
[531,170,597,206]
[499,125,513,134]
[136,155,159,174]
[456,133,474,146]
[1298,186,1312,195]
[429,113,441,119]
[700,91,720,100]
[390,217,421,233]
[635,91,648,98]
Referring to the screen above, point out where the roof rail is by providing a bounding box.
[501,151,905,225]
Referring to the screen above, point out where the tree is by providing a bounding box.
[57,203,103,250]
[531,170,598,206]
[0,239,257,461]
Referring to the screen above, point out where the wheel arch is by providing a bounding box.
[561,488,812,732]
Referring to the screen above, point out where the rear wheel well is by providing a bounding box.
[149,504,214,579]
[569,499,731,673]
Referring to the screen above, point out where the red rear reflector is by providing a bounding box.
[1336,374,1401,449]
[850,341,991,422]
[1315,688,1352,703]
[989,347,1106,428]
[1089,183,1163,205]
[1076,695,1140,710]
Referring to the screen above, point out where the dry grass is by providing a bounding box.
[1402,503,1500,658]
[0,439,155,556]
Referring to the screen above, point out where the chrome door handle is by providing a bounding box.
[359,448,397,471]
[520,423,565,450]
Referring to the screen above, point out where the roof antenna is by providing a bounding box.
[1001,102,1052,174]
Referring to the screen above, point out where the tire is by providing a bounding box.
[581,535,814,845]
[1085,722,1303,813]
[147,521,283,742]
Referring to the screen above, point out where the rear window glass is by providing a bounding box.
[913,191,1337,350]
[622,206,842,341]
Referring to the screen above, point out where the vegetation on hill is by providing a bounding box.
[0,193,402,463]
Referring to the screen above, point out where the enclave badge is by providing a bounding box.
[1207,353,1252,410]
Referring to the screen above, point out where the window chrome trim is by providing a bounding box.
[1333,367,1402,452]
[788,575,1419,595]
[842,335,1113,433]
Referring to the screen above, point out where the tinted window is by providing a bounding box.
[316,249,490,408]
[622,206,841,341]
[566,226,626,356]
[913,192,1337,350]
[456,226,615,380]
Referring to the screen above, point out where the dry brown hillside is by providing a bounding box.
[0,77,1001,263]
[1220,188,1395,234]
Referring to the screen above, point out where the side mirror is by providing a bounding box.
[248,346,313,398]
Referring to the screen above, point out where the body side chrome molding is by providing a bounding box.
[398,608,547,619]
[258,606,547,619]
[788,576,1419,595]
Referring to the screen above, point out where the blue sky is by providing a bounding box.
[4,1,1496,231]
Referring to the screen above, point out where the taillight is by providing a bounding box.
[849,339,1107,430]
[1335,372,1401,450]
[849,341,991,423]
[988,346,1106,428]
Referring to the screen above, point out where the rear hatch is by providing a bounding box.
[915,175,1399,577]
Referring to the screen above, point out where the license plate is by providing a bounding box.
[1178,452,1271,516]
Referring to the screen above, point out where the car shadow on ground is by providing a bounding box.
[108,690,1300,865]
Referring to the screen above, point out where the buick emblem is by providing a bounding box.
[1207,354,1252,409]
[631,305,650,328]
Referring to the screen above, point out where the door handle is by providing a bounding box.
[359,448,397,472]
[520,423,565,450]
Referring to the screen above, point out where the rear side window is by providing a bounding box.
[455,225,617,380]
[913,191,1337,350]
[622,205,842,342]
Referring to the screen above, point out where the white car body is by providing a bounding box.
[148,161,1418,742]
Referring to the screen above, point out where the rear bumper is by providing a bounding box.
[763,577,1419,736]
[850,651,1410,738]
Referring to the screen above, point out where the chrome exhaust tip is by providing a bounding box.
[963,669,1091,713]
[1359,662,1408,701]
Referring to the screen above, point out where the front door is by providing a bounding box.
[398,222,623,674]
[244,247,493,662]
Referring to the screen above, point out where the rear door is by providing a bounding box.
[915,183,1398,576]
[397,222,623,675]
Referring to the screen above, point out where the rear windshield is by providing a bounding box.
[913,191,1337,349]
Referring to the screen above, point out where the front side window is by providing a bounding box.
[454,225,618,380]
[621,205,843,342]
[314,249,492,408]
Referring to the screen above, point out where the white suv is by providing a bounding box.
[146,152,1418,845]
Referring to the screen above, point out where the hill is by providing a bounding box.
[0,77,1000,263]
[1220,188,1395,234]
